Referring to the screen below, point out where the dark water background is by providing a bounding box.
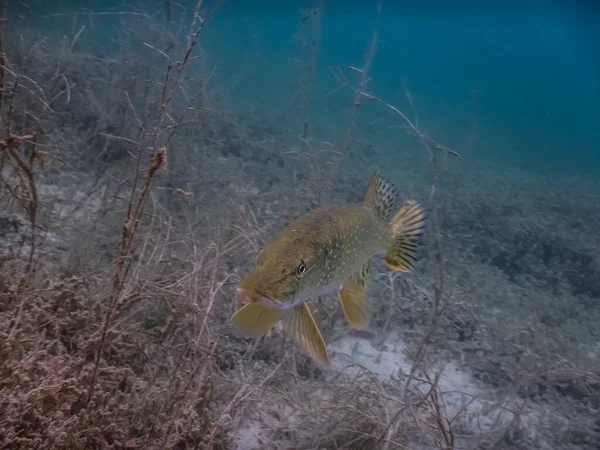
[13,0,600,178]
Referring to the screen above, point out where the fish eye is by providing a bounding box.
[295,261,307,278]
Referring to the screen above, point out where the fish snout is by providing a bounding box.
[236,286,258,303]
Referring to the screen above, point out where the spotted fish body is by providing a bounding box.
[233,170,426,366]
[285,204,390,297]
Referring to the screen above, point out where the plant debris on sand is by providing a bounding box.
[1,2,599,450]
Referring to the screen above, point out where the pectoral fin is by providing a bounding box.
[231,303,279,338]
[338,264,372,330]
[282,303,329,367]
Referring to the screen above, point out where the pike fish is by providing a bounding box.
[232,170,426,366]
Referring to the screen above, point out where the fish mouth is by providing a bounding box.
[236,286,283,307]
[236,286,258,303]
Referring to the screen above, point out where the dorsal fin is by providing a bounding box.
[363,169,399,221]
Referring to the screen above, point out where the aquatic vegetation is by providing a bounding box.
[1,1,599,450]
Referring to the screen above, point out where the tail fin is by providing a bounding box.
[384,200,426,272]
[363,169,399,221]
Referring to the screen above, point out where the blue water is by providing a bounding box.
[206,1,600,177]
[14,0,600,177]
